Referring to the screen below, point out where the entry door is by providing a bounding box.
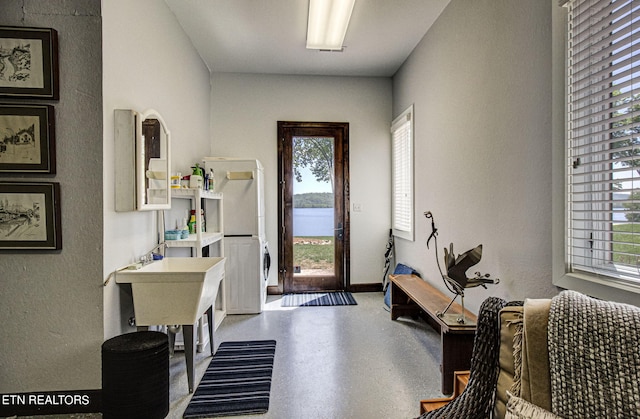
[277,121,350,293]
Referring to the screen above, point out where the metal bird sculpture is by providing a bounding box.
[424,211,499,324]
[443,243,498,293]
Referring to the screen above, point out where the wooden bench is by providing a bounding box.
[389,274,477,395]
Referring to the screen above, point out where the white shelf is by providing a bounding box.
[166,188,224,257]
[162,187,226,333]
[165,232,224,248]
[171,188,222,200]
[214,308,225,329]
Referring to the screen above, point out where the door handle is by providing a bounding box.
[335,222,344,241]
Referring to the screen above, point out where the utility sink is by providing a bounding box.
[116,256,226,393]
[116,257,226,326]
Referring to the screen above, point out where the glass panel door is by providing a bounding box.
[277,121,349,293]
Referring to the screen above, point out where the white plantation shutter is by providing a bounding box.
[391,105,414,241]
[567,0,640,283]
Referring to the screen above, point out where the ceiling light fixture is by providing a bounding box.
[306,0,356,50]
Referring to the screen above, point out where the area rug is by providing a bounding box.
[183,340,276,418]
[281,291,357,307]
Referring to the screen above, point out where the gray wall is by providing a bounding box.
[0,0,568,395]
[0,1,103,391]
[392,0,558,312]
[210,73,393,287]
[102,0,212,340]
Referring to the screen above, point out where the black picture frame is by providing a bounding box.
[0,26,59,100]
[0,182,61,250]
[0,104,55,173]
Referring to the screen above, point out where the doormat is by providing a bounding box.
[183,340,276,418]
[281,291,357,307]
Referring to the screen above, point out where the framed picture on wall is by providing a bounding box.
[0,26,59,100]
[0,182,61,250]
[0,104,55,173]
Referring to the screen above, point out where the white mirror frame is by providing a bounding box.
[114,108,171,212]
[136,109,171,211]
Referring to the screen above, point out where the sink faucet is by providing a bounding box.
[139,254,153,265]
[140,243,167,265]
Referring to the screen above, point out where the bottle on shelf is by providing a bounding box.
[188,209,205,233]
[181,217,189,239]
[190,163,204,189]
[188,213,197,234]
[208,169,215,191]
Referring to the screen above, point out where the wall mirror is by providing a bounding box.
[137,110,171,210]
[115,108,171,211]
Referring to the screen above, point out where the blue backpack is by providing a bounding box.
[383,263,420,308]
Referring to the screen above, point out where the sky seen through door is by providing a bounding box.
[295,166,332,194]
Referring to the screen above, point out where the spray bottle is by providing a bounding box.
[190,163,204,189]
[208,169,215,191]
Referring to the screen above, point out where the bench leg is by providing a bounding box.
[390,281,421,320]
[440,332,474,394]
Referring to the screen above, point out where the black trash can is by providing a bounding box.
[102,331,169,419]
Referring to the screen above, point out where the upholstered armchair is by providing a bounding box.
[419,291,640,419]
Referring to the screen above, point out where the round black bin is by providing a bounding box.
[102,331,169,419]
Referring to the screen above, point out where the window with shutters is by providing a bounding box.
[566,0,640,289]
[391,105,414,241]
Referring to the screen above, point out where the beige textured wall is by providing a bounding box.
[0,0,104,391]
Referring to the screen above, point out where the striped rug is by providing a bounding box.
[183,340,276,418]
[281,291,357,307]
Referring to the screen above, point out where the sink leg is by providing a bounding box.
[183,324,196,393]
[206,305,214,356]
[197,316,205,353]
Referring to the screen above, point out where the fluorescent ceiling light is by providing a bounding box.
[306,0,355,50]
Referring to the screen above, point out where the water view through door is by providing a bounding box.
[278,122,349,293]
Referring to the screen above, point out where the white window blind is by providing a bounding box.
[568,0,640,284]
[391,105,414,241]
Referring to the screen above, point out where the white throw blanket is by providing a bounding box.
[547,290,640,418]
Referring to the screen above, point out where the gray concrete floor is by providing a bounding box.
[13,292,444,419]
[166,292,444,419]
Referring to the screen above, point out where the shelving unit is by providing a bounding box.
[165,188,224,258]
[162,188,226,351]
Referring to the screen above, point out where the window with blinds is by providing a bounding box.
[391,105,414,241]
[567,0,640,283]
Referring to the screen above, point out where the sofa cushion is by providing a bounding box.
[494,305,524,419]
[505,392,561,419]
[520,298,552,412]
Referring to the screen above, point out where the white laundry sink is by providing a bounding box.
[116,257,225,326]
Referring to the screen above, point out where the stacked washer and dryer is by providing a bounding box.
[203,157,270,314]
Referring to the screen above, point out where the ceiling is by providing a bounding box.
[165,0,451,78]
